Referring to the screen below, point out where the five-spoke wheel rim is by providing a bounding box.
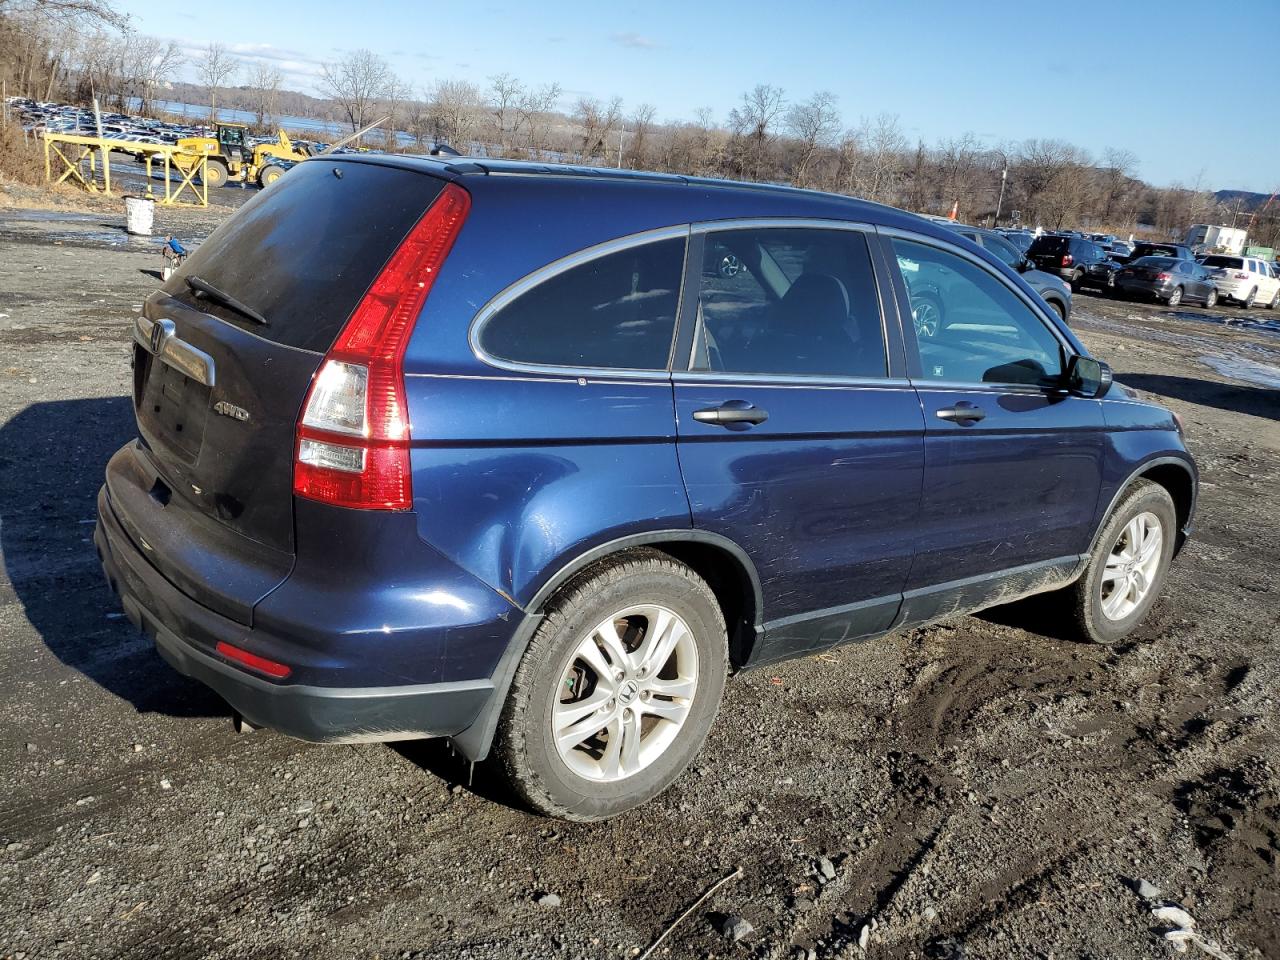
[1100,511,1164,621]
[552,604,698,782]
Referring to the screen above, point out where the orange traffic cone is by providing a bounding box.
[948,200,959,221]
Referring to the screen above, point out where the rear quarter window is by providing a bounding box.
[163,161,446,352]
[476,237,687,371]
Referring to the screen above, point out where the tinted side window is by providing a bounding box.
[893,238,1064,388]
[981,233,1022,268]
[692,228,886,378]
[478,237,686,370]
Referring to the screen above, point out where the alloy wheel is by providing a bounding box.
[913,301,941,338]
[1167,287,1182,307]
[552,604,698,782]
[1099,511,1164,621]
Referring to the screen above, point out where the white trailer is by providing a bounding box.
[1185,224,1248,255]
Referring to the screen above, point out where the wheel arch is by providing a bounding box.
[451,530,764,763]
[1092,456,1197,556]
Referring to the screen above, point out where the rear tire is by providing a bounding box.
[1063,480,1177,645]
[492,549,728,821]
[1166,286,1183,307]
[1242,287,1257,310]
[202,159,228,189]
[1070,269,1084,292]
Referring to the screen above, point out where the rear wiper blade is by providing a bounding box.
[185,275,268,326]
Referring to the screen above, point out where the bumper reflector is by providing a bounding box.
[215,641,292,679]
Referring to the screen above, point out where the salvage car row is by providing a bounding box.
[1004,228,1280,310]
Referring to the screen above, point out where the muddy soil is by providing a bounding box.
[0,206,1277,960]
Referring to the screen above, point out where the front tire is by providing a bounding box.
[201,159,229,189]
[493,550,728,821]
[1205,288,1218,308]
[1267,290,1279,310]
[1065,480,1177,645]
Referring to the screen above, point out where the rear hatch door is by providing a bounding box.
[121,159,446,622]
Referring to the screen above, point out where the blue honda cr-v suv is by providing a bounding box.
[96,156,1196,820]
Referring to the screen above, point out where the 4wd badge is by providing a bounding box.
[213,400,250,422]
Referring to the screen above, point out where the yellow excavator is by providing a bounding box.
[173,122,311,189]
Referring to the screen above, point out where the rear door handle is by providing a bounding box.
[936,402,986,424]
[692,401,769,426]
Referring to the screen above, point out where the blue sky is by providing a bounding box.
[116,0,1278,193]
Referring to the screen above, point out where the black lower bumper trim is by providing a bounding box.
[96,485,492,744]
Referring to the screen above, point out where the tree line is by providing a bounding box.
[1,0,1275,247]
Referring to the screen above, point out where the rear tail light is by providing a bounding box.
[1156,272,1172,281]
[293,182,471,510]
[1061,254,1073,266]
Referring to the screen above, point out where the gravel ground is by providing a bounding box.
[1,198,1278,960]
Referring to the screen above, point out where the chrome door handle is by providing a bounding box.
[936,403,986,424]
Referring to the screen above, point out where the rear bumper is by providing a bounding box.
[95,481,500,743]
[1116,279,1170,298]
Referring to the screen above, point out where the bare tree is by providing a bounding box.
[785,90,840,187]
[246,61,282,129]
[517,81,561,158]
[1100,147,1137,223]
[487,72,524,155]
[728,83,785,180]
[573,95,622,161]
[196,42,238,122]
[625,102,656,169]
[124,35,180,117]
[428,78,482,151]
[320,48,394,134]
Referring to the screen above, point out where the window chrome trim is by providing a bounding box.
[468,224,691,380]
[673,371,912,391]
[690,217,876,235]
[876,224,1077,358]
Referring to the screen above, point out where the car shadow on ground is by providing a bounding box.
[390,738,527,811]
[0,398,228,719]
[1118,373,1279,420]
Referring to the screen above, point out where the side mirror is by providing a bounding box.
[1019,257,1034,273]
[1065,355,1112,398]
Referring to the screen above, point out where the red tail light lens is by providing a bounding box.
[1061,254,1073,266]
[215,641,292,679]
[294,182,471,510]
[1156,272,1172,280]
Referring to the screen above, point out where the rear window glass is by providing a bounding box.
[163,161,445,352]
[1028,236,1069,253]
[1130,257,1177,267]
[1201,256,1242,269]
[1135,244,1178,258]
[478,237,686,370]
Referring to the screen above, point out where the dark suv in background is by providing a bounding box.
[1026,234,1109,290]
[96,158,1196,820]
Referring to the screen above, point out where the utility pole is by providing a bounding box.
[617,125,625,169]
[994,163,1008,227]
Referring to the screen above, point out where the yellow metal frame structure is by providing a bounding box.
[42,132,209,206]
